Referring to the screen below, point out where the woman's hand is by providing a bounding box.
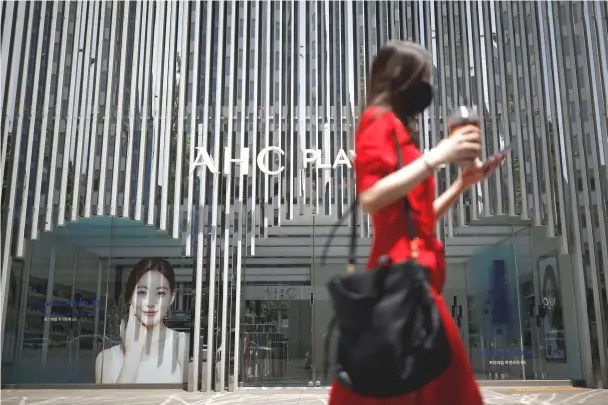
[460,153,505,188]
[120,305,147,356]
[425,125,482,167]
[115,306,147,383]
[433,152,505,219]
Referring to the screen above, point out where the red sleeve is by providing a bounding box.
[354,111,398,192]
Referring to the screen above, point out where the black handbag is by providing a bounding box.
[322,133,452,398]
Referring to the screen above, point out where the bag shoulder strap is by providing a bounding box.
[320,131,418,268]
[393,134,418,254]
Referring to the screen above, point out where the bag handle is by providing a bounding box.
[321,132,420,271]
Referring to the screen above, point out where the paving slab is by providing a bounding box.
[1,387,607,404]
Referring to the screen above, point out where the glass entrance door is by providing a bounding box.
[240,283,313,386]
[522,281,545,379]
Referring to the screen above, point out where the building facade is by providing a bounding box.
[1,0,607,391]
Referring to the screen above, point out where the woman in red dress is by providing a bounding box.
[328,41,504,405]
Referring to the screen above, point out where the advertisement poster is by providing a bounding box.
[95,258,190,384]
[538,255,567,362]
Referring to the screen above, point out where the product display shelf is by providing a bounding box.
[467,295,480,347]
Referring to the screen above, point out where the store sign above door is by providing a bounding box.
[190,147,355,176]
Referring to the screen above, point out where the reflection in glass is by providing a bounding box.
[465,229,526,380]
[538,255,567,362]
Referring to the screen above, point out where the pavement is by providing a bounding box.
[1,387,608,405]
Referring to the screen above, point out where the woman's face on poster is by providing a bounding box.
[130,270,175,327]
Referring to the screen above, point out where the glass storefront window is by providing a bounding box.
[2,228,111,384]
[239,221,315,387]
[233,217,587,386]
[2,218,587,387]
[463,230,526,380]
[459,225,583,381]
[1,217,195,385]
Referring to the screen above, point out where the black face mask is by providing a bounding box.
[401,82,433,116]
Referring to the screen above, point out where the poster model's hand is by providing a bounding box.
[116,306,146,383]
[120,305,147,356]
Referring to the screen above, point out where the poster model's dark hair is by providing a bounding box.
[542,264,564,330]
[9,270,17,306]
[124,257,177,305]
[542,265,559,300]
[365,40,432,146]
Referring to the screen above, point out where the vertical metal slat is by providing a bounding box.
[218,0,238,391]
[147,2,166,225]
[16,3,48,255]
[110,2,131,216]
[0,2,23,203]
[58,2,85,225]
[261,1,272,237]
[472,1,490,218]
[190,2,205,391]
[45,3,73,230]
[173,1,189,238]
[96,2,120,216]
[504,3,530,220]
[481,2,502,216]
[526,2,556,235]
[123,2,143,219]
[31,2,60,236]
[248,2,261,255]
[206,2,226,391]
[135,2,155,221]
[515,2,541,225]
[160,2,177,231]
[232,0,250,389]
[71,3,100,222]
[494,2,516,218]
[536,1,568,253]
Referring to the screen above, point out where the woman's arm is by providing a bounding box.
[360,153,436,215]
[357,111,480,215]
[433,154,506,219]
[433,178,466,219]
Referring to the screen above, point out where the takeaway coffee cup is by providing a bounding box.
[448,106,481,166]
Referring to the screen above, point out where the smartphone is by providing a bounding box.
[499,146,512,155]
[482,147,511,170]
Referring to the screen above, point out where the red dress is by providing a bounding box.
[328,108,483,405]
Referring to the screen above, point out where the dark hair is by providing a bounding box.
[542,264,563,329]
[542,265,559,299]
[365,40,432,145]
[8,270,17,307]
[124,258,176,305]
